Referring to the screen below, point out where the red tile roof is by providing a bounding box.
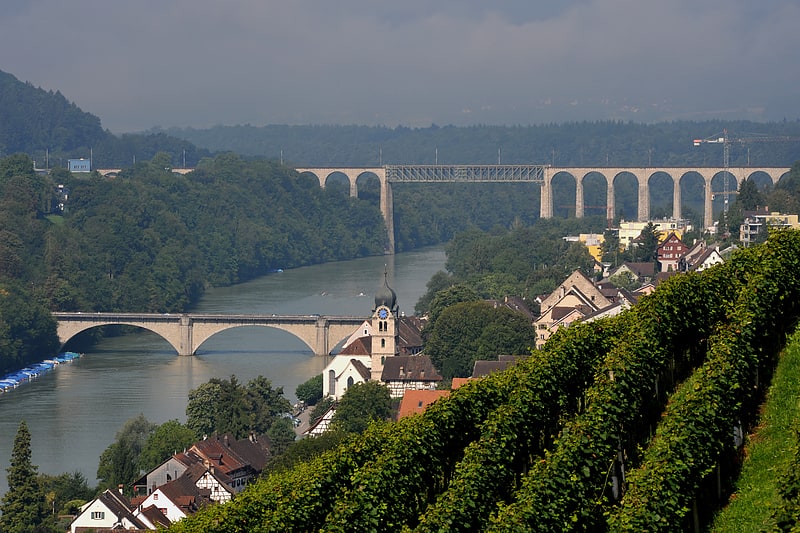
[397,390,450,419]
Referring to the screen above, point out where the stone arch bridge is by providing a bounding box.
[53,312,366,356]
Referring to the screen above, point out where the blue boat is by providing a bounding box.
[0,352,81,396]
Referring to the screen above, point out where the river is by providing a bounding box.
[0,246,446,496]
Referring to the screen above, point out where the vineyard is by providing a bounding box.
[170,229,800,532]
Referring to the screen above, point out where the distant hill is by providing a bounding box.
[0,70,107,156]
[0,69,208,168]
[166,121,800,168]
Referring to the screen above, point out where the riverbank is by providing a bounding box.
[0,246,447,496]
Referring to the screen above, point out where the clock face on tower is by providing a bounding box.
[378,308,388,319]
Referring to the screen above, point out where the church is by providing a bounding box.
[320,270,441,401]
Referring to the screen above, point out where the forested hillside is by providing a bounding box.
[0,151,389,373]
[0,69,209,168]
[169,229,800,532]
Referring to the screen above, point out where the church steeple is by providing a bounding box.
[374,266,397,313]
[371,266,398,380]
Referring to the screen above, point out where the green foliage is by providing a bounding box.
[331,381,392,434]
[0,279,60,374]
[608,270,640,290]
[0,421,48,532]
[309,396,335,425]
[295,373,323,406]
[264,429,349,474]
[424,283,480,327]
[709,328,800,531]
[772,424,800,530]
[266,418,297,457]
[413,270,455,316]
[629,221,660,263]
[96,414,157,492]
[418,220,602,320]
[425,301,537,379]
[137,420,197,473]
[38,471,95,516]
[186,375,291,439]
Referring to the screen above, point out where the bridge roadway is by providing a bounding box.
[295,165,791,251]
[52,312,367,357]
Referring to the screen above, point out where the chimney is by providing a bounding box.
[117,484,124,495]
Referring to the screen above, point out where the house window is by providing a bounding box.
[91,511,105,520]
[154,493,158,500]
[381,339,386,348]
[329,369,336,396]
[347,376,354,388]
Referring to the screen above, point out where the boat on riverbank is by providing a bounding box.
[0,352,82,395]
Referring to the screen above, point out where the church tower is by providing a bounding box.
[371,268,399,380]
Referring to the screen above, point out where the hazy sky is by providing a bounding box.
[2,1,798,133]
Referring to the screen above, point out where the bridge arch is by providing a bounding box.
[57,319,184,355]
[190,321,319,355]
[610,171,638,221]
[648,171,675,219]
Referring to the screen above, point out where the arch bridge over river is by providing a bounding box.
[295,165,791,252]
[52,312,366,357]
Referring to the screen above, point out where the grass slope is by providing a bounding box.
[710,327,800,531]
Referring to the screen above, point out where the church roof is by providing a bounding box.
[374,270,397,310]
[339,336,372,356]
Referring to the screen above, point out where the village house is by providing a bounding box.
[134,468,214,524]
[739,209,800,247]
[534,270,614,349]
[70,487,169,532]
[657,232,689,272]
[381,354,443,398]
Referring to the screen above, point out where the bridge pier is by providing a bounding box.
[179,315,193,356]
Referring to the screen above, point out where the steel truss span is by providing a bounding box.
[385,164,547,183]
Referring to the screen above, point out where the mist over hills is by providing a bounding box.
[3,67,800,171]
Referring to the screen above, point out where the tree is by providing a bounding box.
[186,381,224,437]
[331,381,392,434]
[424,284,481,338]
[138,420,197,473]
[426,301,537,379]
[296,374,323,406]
[244,376,292,435]
[266,418,297,457]
[264,429,348,474]
[601,228,621,264]
[38,471,94,517]
[186,375,292,439]
[96,414,157,492]
[630,222,659,263]
[414,270,455,316]
[609,270,640,291]
[0,421,47,532]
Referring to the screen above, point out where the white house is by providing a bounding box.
[70,488,149,533]
[135,470,211,524]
